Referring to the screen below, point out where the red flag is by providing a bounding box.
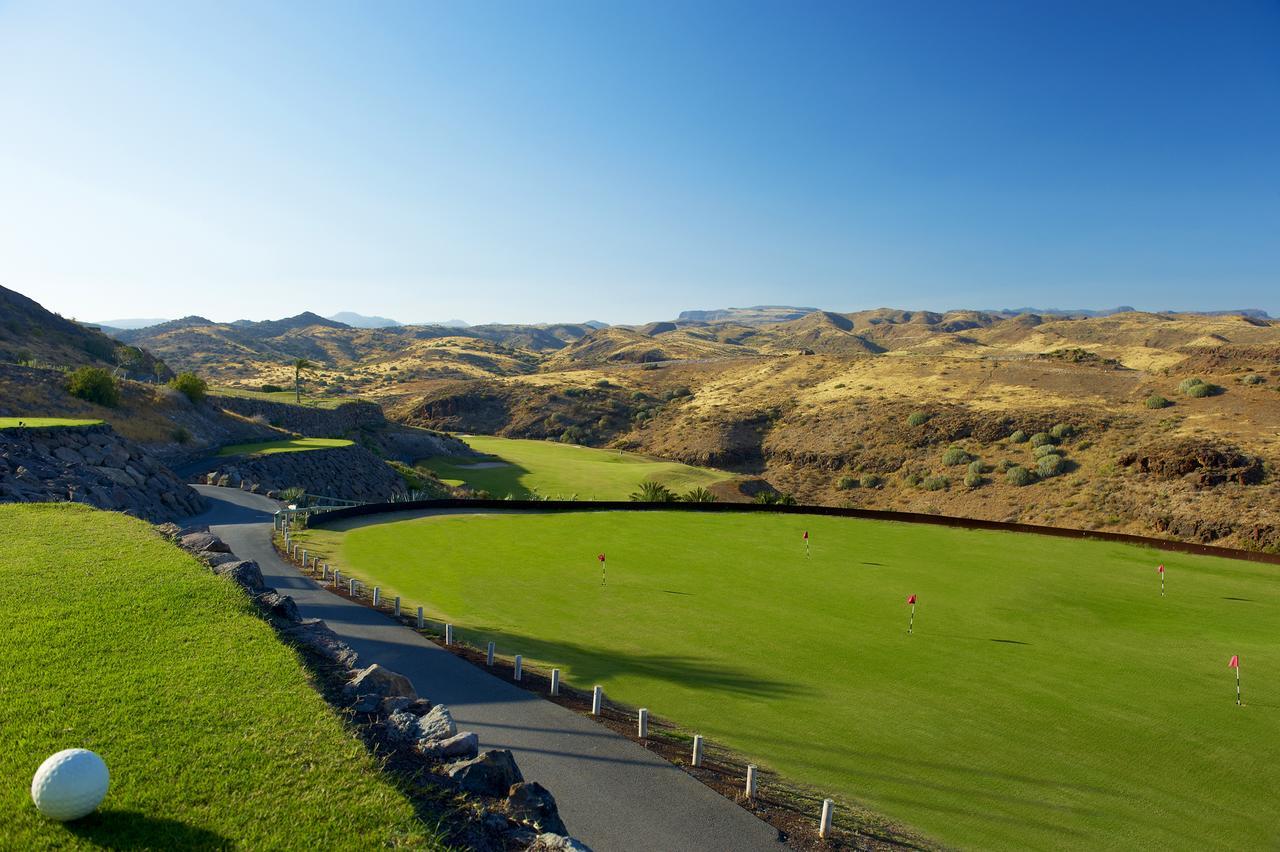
[1157,564,1165,574]
[1229,655,1239,669]
[907,594,917,605]
[597,553,606,563]
[803,531,808,540]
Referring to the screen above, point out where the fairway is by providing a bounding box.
[0,417,103,429]
[298,510,1280,850]
[0,504,438,849]
[218,437,353,456]
[420,435,732,499]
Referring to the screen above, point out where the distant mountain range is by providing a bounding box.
[91,317,170,330]
[995,306,1273,320]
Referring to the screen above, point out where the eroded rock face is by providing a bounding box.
[1119,442,1265,487]
[0,424,205,521]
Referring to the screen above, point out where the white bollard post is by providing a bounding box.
[637,707,648,738]
[394,596,401,617]
[486,642,495,666]
[445,624,453,645]
[372,587,381,607]
[301,549,307,564]
[745,764,758,800]
[333,569,341,587]
[819,799,834,838]
[591,685,603,715]
[550,668,560,696]
[691,735,704,767]
[416,606,424,629]
[513,655,523,681]
[350,578,357,596]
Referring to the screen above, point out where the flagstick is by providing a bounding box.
[908,602,915,634]
[1237,667,1242,706]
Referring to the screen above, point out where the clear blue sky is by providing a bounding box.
[2,1,1277,324]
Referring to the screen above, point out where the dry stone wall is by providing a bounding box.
[197,443,406,502]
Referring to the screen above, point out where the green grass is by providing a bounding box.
[419,436,732,499]
[0,504,441,849]
[0,417,103,429]
[209,386,357,409]
[218,437,353,456]
[298,510,1280,850]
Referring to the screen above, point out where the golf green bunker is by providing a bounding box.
[0,504,440,849]
[299,510,1280,850]
[421,435,732,499]
[218,437,353,456]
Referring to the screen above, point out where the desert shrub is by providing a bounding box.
[594,379,612,388]
[1033,443,1060,459]
[1005,466,1035,486]
[260,384,284,393]
[1185,381,1215,398]
[1029,432,1055,447]
[1075,439,1093,451]
[922,475,949,491]
[630,480,677,502]
[66,367,120,407]
[966,459,984,475]
[964,471,983,488]
[559,426,587,444]
[837,475,859,490]
[1050,423,1075,439]
[1240,374,1265,385]
[170,426,191,444]
[1037,454,1065,477]
[682,486,717,503]
[903,472,924,487]
[1009,430,1028,443]
[1146,394,1171,409]
[942,447,970,466]
[1179,377,1207,394]
[168,372,207,403]
[564,387,587,398]
[859,473,883,488]
[664,387,693,401]
[630,391,647,400]
[906,411,930,427]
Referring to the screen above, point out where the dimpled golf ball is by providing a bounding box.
[30,749,109,821]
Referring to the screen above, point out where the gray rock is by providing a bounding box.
[384,710,423,743]
[347,663,418,700]
[380,696,415,715]
[420,730,478,761]
[214,560,266,592]
[525,834,592,852]
[507,782,567,836]
[257,591,301,622]
[446,749,524,797]
[180,531,231,553]
[203,552,241,567]
[416,704,456,742]
[52,446,83,464]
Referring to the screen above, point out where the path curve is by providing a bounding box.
[188,486,784,852]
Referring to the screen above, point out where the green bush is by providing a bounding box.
[1240,374,1265,385]
[859,473,883,488]
[682,486,717,503]
[1006,466,1035,486]
[1029,432,1055,447]
[1179,377,1207,394]
[837,475,859,490]
[906,411,930,427]
[168,372,207,403]
[996,459,1016,473]
[942,447,970,466]
[1033,443,1061,459]
[1185,382,1215,398]
[903,472,924,487]
[1037,454,1065,477]
[170,426,191,444]
[630,480,677,502]
[66,367,120,407]
[1050,423,1075,439]
[922,475,949,491]
[967,459,984,475]
[1009,430,1028,443]
[752,491,796,506]
[1146,394,1171,409]
[261,384,285,393]
[964,471,983,488]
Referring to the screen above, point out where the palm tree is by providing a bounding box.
[682,486,717,503]
[630,480,677,502]
[292,358,312,404]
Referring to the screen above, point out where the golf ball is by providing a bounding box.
[30,749,109,821]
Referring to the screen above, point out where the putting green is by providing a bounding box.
[298,510,1280,850]
[0,504,441,848]
[420,436,732,499]
[0,417,102,429]
[218,437,353,456]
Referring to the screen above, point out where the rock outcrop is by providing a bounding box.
[196,443,406,502]
[0,424,205,521]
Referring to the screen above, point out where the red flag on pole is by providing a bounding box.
[907,594,917,604]
[1229,655,1239,668]
[803,531,808,540]
[597,553,606,563]
[598,553,606,586]
[1157,565,1164,574]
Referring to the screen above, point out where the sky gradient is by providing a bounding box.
[2,1,1278,324]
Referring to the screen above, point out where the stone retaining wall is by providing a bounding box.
[196,443,406,502]
[0,423,205,520]
[210,395,386,437]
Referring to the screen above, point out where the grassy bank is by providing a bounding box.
[218,437,354,456]
[0,504,440,849]
[0,417,103,429]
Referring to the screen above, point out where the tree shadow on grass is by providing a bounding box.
[65,811,230,850]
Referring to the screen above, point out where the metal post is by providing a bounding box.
[819,799,834,838]
[745,764,757,800]
[513,655,522,681]
[486,642,495,666]
[550,668,560,696]
[394,596,401,617]
[591,685,603,715]
[637,707,648,738]
[445,624,453,645]
[416,606,424,629]
[691,735,704,767]
[372,587,381,607]
[333,569,341,587]
[349,578,357,596]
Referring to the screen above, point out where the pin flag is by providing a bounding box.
[803,530,810,559]
[598,553,606,586]
[1229,655,1241,705]
[1157,564,1165,597]
[907,594,917,634]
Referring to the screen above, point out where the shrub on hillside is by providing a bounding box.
[906,411,930,427]
[1050,423,1076,439]
[1185,381,1216,398]
[630,480,677,502]
[1240,374,1265,385]
[996,459,1016,472]
[170,426,191,444]
[1009,430,1028,443]
[922,475,950,491]
[903,472,924,487]
[752,491,796,505]
[1037,454,1065,477]
[66,366,120,407]
[1146,394,1171,409]
[261,384,285,393]
[1006,466,1035,486]
[837,475,859,490]
[1033,443,1061,459]
[859,473,883,488]
[964,471,983,488]
[1029,432,1055,447]
[942,447,971,466]
[169,372,207,403]
[966,459,984,475]
[1179,377,1207,394]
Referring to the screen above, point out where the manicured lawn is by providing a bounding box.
[0,417,102,429]
[209,387,357,409]
[297,510,1280,850]
[420,436,732,499]
[218,437,353,456]
[0,504,441,849]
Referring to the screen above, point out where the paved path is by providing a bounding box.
[189,486,783,852]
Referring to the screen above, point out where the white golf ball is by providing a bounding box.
[30,749,110,821]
